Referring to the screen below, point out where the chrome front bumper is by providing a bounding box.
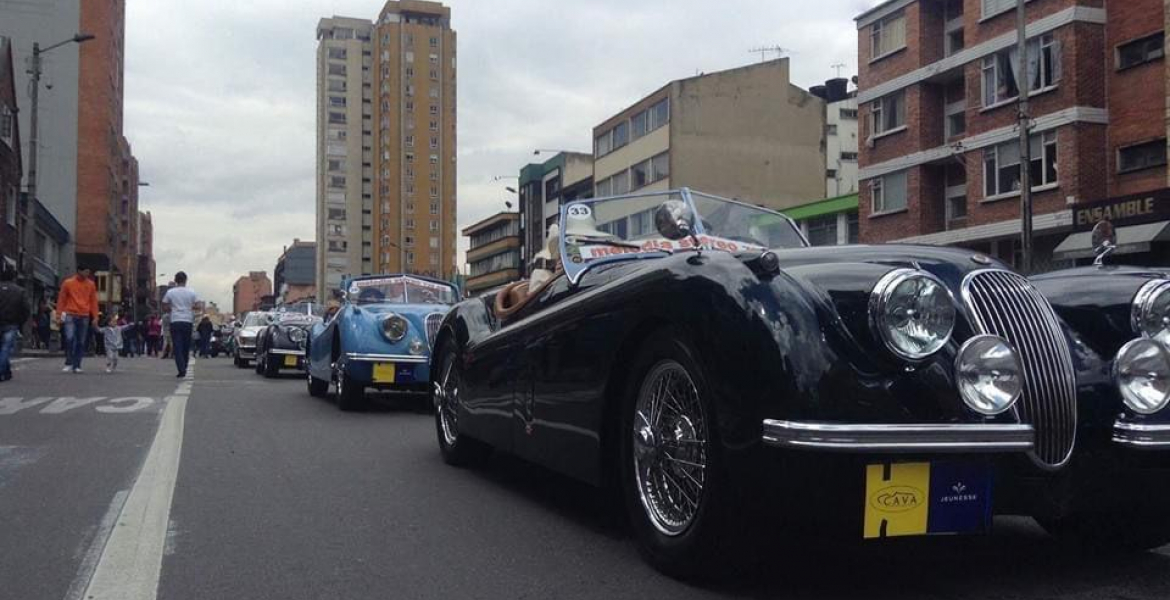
[762,420,1035,453]
[343,353,427,364]
[237,345,256,357]
[268,348,303,356]
[1113,420,1170,449]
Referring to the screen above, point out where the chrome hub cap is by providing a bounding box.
[437,358,460,446]
[633,360,707,537]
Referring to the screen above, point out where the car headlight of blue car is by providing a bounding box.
[382,313,409,343]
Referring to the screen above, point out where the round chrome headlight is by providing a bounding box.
[1132,280,1170,345]
[288,328,307,343]
[955,335,1024,416]
[408,338,426,356]
[382,314,409,342]
[1114,338,1170,415]
[869,269,956,360]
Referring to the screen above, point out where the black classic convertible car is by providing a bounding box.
[255,305,323,378]
[429,189,1170,579]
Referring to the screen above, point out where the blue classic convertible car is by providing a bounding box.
[306,274,458,410]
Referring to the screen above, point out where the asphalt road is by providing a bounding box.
[2,354,1170,600]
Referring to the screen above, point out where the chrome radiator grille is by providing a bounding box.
[961,270,1077,468]
[425,313,443,346]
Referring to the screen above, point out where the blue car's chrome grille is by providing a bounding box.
[425,313,443,346]
[961,269,1077,469]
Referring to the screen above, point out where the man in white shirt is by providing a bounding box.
[162,271,203,377]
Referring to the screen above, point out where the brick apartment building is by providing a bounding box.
[233,271,273,316]
[0,37,21,273]
[856,0,1170,270]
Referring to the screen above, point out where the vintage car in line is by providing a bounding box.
[306,274,458,411]
[429,188,1170,579]
[255,304,324,378]
[232,311,272,368]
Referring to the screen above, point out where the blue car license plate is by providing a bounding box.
[863,460,992,539]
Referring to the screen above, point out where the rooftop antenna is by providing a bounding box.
[831,63,846,78]
[748,46,790,62]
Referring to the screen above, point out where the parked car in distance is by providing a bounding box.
[431,188,1170,580]
[233,311,272,368]
[306,274,458,411]
[256,304,324,378]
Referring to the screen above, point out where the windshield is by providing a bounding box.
[560,189,805,284]
[242,313,271,328]
[347,276,458,305]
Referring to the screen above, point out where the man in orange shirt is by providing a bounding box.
[57,267,100,373]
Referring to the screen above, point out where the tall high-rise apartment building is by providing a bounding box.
[6,0,141,308]
[316,16,375,300]
[316,1,457,301]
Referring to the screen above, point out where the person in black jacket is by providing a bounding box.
[197,316,214,358]
[0,267,31,382]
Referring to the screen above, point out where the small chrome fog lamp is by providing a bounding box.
[1115,338,1170,415]
[955,335,1024,416]
[408,338,426,355]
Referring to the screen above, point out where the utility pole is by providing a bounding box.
[1016,0,1034,273]
[20,43,42,287]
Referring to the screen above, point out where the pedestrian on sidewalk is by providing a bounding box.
[100,315,134,373]
[56,267,99,373]
[162,271,202,378]
[0,267,31,382]
[36,303,52,349]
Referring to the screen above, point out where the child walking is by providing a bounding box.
[101,316,133,373]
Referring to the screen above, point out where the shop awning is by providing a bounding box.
[1053,220,1170,261]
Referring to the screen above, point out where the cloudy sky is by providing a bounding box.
[125,0,876,310]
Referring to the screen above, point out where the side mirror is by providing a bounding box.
[655,200,696,241]
[1091,220,1117,267]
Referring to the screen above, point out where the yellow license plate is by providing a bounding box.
[864,462,929,539]
[372,363,396,383]
[284,355,298,367]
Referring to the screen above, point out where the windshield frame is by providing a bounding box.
[558,187,806,285]
[345,275,459,305]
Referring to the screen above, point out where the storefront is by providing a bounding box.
[1053,189,1170,267]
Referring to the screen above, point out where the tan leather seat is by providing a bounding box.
[493,273,562,321]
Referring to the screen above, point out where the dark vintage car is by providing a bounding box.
[306,274,458,410]
[430,188,1170,579]
[255,304,324,378]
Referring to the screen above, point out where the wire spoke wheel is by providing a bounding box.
[633,360,708,537]
[438,355,460,446]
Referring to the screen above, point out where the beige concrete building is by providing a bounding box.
[316,16,375,301]
[372,1,458,282]
[592,58,826,211]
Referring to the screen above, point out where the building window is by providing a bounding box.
[429,69,438,80]
[405,135,414,148]
[429,120,438,131]
[430,202,440,215]
[631,159,651,189]
[595,177,612,197]
[429,53,439,65]
[805,215,839,247]
[840,108,858,119]
[328,240,348,252]
[429,220,439,232]
[405,51,414,63]
[430,254,439,266]
[982,34,1060,107]
[430,237,439,249]
[847,212,860,243]
[328,112,346,125]
[327,159,343,172]
[983,131,1058,198]
[612,121,629,150]
[871,171,908,214]
[405,236,415,247]
[327,79,346,92]
[595,130,613,157]
[5,189,15,227]
[407,252,415,264]
[405,153,414,163]
[327,47,347,60]
[650,98,669,131]
[841,152,859,161]
[871,91,905,136]
[430,36,439,48]
[429,154,439,165]
[651,152,670,182]
[430,184,439,198]
[871,10,906,59]
[430,136,439,149]
[1118,32,1165,70]
[1118,139,1168,173]
[631,111,648,139]
[429,88,439,99]
[826,124,838,136]
[429,104,439,116]
[981,0,1019,18]
[611,171,630,195]
[406,203,415,214]
[327,208,346,221]
[329,176,346,189]
[406,101,414,112]
[328,63,346,77]
[328,96,346,108]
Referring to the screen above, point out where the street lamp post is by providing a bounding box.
[20,33,95,288]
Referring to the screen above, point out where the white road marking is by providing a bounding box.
[65,490,129,600]
[0,397,53,415]
[96,398,156,413]
[40,397,107,414]
[76,364,194,600]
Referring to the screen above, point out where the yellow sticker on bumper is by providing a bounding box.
[864,462,930,539]
[284,355,298,367]
[372,363,396,383]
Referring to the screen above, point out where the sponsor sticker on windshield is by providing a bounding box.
[573,234,764,261]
